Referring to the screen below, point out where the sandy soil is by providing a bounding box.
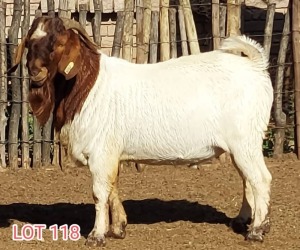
[0,157,299,250]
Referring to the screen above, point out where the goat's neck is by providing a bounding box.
[54,44,100,131]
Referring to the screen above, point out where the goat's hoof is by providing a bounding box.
[246,228,264,242]
[230,217,251,233]
[85,234,106,247]
[107,222,127,239]
[246,218,270,242]
[261,217,271,234]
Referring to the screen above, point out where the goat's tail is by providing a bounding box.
[220,35,269,70]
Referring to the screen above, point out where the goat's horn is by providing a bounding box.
[60,18,98,48]
[6,37,27,74]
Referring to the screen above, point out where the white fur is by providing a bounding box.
[30,23,47,40]
[65,36,273,242]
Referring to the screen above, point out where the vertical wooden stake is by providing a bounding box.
[212,0,220,49]
[263,3,276,59]
[58,0,70,18]
[179,0,200,54]
[8,0,22,169]
[79,3,88,27]
[219,4,227,41]
[293,0,300,158]
[169,8,177,58]
[92,0,102,46]
[226,0,241,36]
[160,0,170,61]
[0,1,7,169]
[273,9,290,157]
[112,11,125,58]
[142,0,152,63]
[47,0,55,17]
[122,0,134,61]
[149,11,159,63]
[178,5,188,56]
[136,0,144,63]
[21,0,30,169]
[32,9,42,168]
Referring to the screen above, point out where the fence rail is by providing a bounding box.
[0,0,296,170]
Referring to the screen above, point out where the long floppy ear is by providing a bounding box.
[6,37,27,74]
[57,31,82,80]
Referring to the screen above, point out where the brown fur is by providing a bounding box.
[54,43,100,130]
[23,17,100,130]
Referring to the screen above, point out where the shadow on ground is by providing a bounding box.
[0,199,231,235]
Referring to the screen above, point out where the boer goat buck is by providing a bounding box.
[11,16,273,246]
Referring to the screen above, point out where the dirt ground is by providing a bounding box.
[0,157,299,250]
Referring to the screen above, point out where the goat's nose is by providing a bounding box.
[30,69,39,76]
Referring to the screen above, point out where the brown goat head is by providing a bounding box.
[11,16,98,125]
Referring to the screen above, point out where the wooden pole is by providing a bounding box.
[46,0,56,163]
[112,11,125,57]
[178,5,188,56]
[0,1,7,169]
[142,0,151,63]
[33,117,42,168]
[273,9,290,157]
[160,0,170,61]
[58,0,70,18]
[219,4,227,41]
[226,0,241,36]
[293,0,300,158]
[179,0,200,54]
[42,0,53,166]
[21,0,30,169]
[169,8,177,58]
[32,9,42,168]
[92,0,102,46]
[8,0,22,169]
[212,0,220,49]
[263,3,276,59]
[122,0,134,61]
[47,0,55,18]
[79,3,88,27]
[149,11,159,63]
[136,0,144,63]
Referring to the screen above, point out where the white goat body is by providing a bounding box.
[68,36,272,165]
[62,36,273,245]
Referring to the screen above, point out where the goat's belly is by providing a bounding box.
[120,144,222,164]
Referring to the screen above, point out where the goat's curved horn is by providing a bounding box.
[60,18,98,49]
[6,37,27,74]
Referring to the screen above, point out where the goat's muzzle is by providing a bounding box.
[30,67,48,86]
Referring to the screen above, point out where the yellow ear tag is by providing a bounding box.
[64,62,74,75]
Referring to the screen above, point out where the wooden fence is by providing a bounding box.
[0,0,297,170]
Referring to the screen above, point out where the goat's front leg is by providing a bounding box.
[107,172,127,239]
[85,156,119,247]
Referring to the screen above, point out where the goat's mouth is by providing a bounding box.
[30,67,48,86]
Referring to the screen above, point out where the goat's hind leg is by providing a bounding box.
[231,144,272,242]
[230,161,254,233]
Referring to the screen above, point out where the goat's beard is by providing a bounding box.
[29,78,55,126]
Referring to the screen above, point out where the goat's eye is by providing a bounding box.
[49,52,55,60]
